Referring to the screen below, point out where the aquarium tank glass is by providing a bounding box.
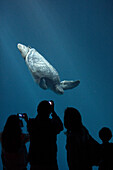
[0,0,113,169]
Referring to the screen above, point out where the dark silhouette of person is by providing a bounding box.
[0,132,2,141]
[98,127,113,170]
[1,115,29,170]
[24,100,63,170]
[64,107,99,170]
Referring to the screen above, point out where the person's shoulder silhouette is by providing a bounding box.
[98,127,113,170]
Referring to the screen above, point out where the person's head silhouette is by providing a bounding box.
[64,107,82,131]
[3,115,22,134]
[99,127,112,143]
[37,100,52,119]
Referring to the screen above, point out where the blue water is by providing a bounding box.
[0,0,113,169]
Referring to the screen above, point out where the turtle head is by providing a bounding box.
[17,43,30,59]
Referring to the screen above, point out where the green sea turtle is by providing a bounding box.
[17,43,80,94]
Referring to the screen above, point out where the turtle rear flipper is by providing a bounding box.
[39,78,48,90]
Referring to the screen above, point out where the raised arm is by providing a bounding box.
[50,101,63,134]
[0,132,2,142]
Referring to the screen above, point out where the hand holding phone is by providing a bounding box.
[18,113,26,118]
[17,113,28,122]
[49,100,55,113]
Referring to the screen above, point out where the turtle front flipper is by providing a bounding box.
[39,78,48,90]
[60,80,80,90]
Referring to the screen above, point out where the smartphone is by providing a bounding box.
[49,101,53,105]
[18,113,25,118]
